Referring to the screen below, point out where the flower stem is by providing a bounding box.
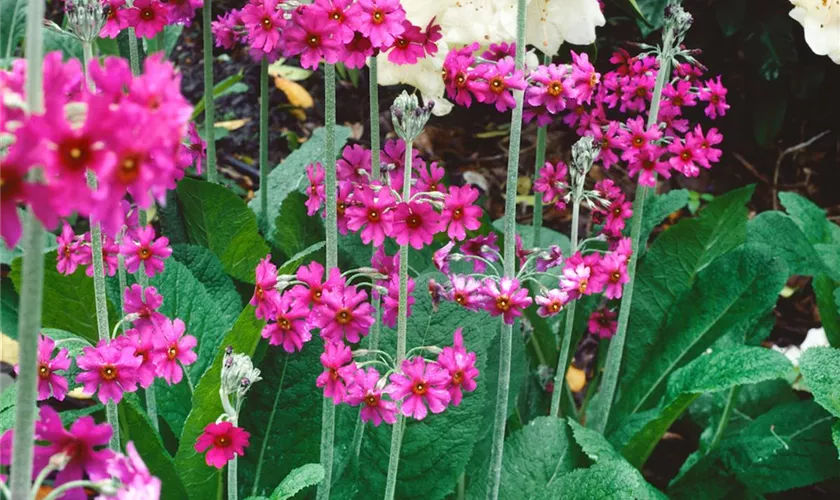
[707,385,739,453]
[127,29,141,75]
[259,57,270,233]
[42,480,107,500]
[317,62,338,500]
[203,0,217,183]
[228,456,238,500]
[383,139,414,500]
[549,197,580,417]
[251,353,289,496]
[369,57,380,178]
[531,52,551,247]
[487,0,527,497]
[117,255,128,334]
[587,23,675,435]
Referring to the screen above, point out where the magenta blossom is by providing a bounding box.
[283,8,341,69]
[125,0,168,39]
[483,277,532,324]
[686,125,723,169]
[251,255,283,320]
[440,185,482,241]
[588,308,618,339]
[100,0,129,38]
[391,201,440,250]
[82,233,120,278]
[617,116,662,163]
[436,328,479,406]
[382,274,415,328]
[314,284,375,343]
[262,294,312,353]
[449,274,484,312]
[345,185,395,246]
[433,241,455,275]
[387,20,426,64]
[121,226,172,277]
[535,289,569,317]
[570,51,600,103]
[527,64,576,113]
[469,59,527,112]
[316,341,357,404]
[534,161,568,210]
[115,325,157,389]
[443,43,479,107]
[30,334,71,401]
[346,367,397,426]
[241,0,284,53]
[460,233,499,273]
[627,149,670,187]
[388,357,450,420]
[349,0,406,48]
[104,442,162,499]
[592,252,629,300]
[699,76,729,119]
[305,162,326,216]
[151,318,197,385]
[195,422,251,469]
[76,339,141,404]
[56,222,83,275]
[123,284,166,330]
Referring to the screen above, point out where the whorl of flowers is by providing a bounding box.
[99,0,204,39]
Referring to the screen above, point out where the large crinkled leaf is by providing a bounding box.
[670,401,840,495]
[173,308,264,500]
[687,379,797,436]
[815,275,840,347]
[618,346,792,468]
[171,244,242,327]
[746,211,827,276]
[615,186,755,418]
[799,347,840,417]
[833,421,840,459]
[614,242,788,420]
[0,0,27,57]
[779,191,836,246]
[538,460,665,500]
[1,278,19,338]
[634,188,690,254]
[10,251,118,344]
[249,126,351,236]
[120,396,189,500]
[269,464,325,500]
[176,177,270,284]
[272,192,325,260]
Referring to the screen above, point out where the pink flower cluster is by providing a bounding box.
[56,219,172,278]
[304,139,483,249]
[443,42,528,112]
[0,407,160,499]
[100,0,203,39]
[0,52,194,248]
[212,0,441,68]
[318,328,478,422]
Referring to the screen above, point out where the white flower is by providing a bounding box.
[789,0,840,64]
[526,0,606,56]
[772,327,829,366]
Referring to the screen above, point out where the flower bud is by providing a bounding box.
[65,0,108,43]
[221,349,262,399]
[391,91,433,142]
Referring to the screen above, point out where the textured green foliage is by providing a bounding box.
[615,242,787,419]
[177,177,270,284]
[0,385,16,434]
[688,379,797,436]
[250,126,351,236]
[120,397,189,500]
[799,347,840,417]
[619,347,792,467]
[10,251,118,343]
[276,241,326,274]
[272,192,325,259]
[1,277,19,338]
[747,211,826,276]
[269,464,325,500]
[618,186,755,417]
[171,244,242,327]
[635,189,690,252]
[833,421,840,459]
[173,308,264,500]
[0,0,26,57]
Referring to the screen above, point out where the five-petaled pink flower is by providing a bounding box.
[440,185,482,241]
[76,339,142,404]
[391,201,440,250]
[31,334,71,401]
[388,357,451,420]
[262,294,312,353]
[123,284,166,330]
[152,318,197,385]
[345,185,395,246]
[349,0,406,48]
[121,226,172,277]
[195,422,251,469]
[251,255,283,320]
[436,329,479,406]
[482,277,532,325]
[346,367,397,426]
[314,284,375,343]
[316,341,357,404]
[535,289,569,318]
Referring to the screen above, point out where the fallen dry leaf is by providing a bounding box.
[566,364,587,393]
[215,118,251,131]
[274,77,314,109]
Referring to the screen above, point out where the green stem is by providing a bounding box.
[549,198,580,417]
[487,1,527,498]
[708,386,739,453]
[588,23,675,435]
[228,456,238,500]
[117,255,128,333]
[251,354,289,496]
[259,57,269,234]
[531,52,551,247]
[317,62,338,500]
[369,57,380,178]
[127,29,141,75]
[383,140,414,500]
[203,0,217,183]
[9,4,46,493]
[42,480,106,500]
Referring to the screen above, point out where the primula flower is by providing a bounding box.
[125,0,168,39]
[346,367,397,426]
[32,335,71,401]
[123,284,166,330]
[336,144,372,182]
[262,295,312,353]
[101,0,129,38]
[77,339,141,404]
[627,149,670,187]
[618,116,662,162]
[527,63,576,113]
[0,144,56,248]
[440,185,482,241]
[288,261,344,309]
[80,233,120,278]
[663,79,697,108]
[349,0,406,48]
[103,442,162,499]
[388,357,450,420]
[195,422,250,469]
[313,0,357,43]
[283,8,341,69]
[483,277,532,325]
[469,59,527,112]
[241,0,284,54]
[443,43,479,107]
[391,201,441,250]
[698,76,729,119]
[433,241,455,275]
[314,284,375,343]
[449,274,484,312]
[316,341,356,403]
[342,31,375,68]
[535,245,564,272]
[602,196,633,237]
[436,328,479,406]
[337,181,355,235]
[212,11,245,49]
[346,185,395,246]
[592,252,629,300]
[560,262,592,301]
[152,318,197,385]
[687,125,723,169]
[121,226,172,277]
[251,255,283,320]
[667,138,703,177]
[382,274,415,328]
[115,325,157,389]
[181,122,207,174]
[305,162,326,216]
[535,289,569,317]
[534,161,568,210]
[387,21,426,65]
[460,233,499,273]
[570,51,599,104]
[56,222,83,275]
[588,308,618,339]
[415,161,445,194]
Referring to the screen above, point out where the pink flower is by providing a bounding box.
[686,125,723,169]
[570,51,600,104]
[535,289,569,317]
[337,181,354,235]
[345,185,395,246]
[449,274,484,312]
[261,295,312,353]
[436,329,478,406]
[483,277,532,325]
[251,255,283,320]
[620,72,655,112]
[663,79,697,108]
[588,308,617,339]
[342,31,374,69]
[305,162,326,216]
[527,64,576,113]
[698,76,729,119]
[443,44,479,107]
[152,318,197,385]
[123,284,166,330]
[602,196,633,237]
[414,161,445,194]
[560,262,591,301]
[115,325,157,389]
[241,0,284,53]
[181,122,206,174]
[283,7,341,69]
[120,226,172,277]
[433,241,455,274]
[312,0,357,43]
[346,367,397,426]
[56,222,83,275]
[590,121,621,169]
[195,422,250,469]
[212,11,245,49]
[81,233,120,278]
[314,284,375,343]
[391,201,440,250]
[440,185,482,241]
[387,357,451,420]
[0,144,56,248]
[104,442,161,499]
[469,59,527,112]
[100,0,129,38]
[593,252,629,299]
[668,137,702,177]
[535,245,564,272]
[617,116,662,163]
[460,233,499,273]
[627,149,670,187]
[287,261,339,309]
[32,335,71,401]
[76,339,141,404]
[534,161,568,210]
[316,341,356,403]
[349,0,406,48]
[125,0,168,39]
[336,144,372,183]
[387,21,426,65]
[381,274,414,328]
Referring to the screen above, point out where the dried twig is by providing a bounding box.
[772,130,831,209]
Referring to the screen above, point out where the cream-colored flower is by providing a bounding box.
[789,0,840,64]
[526,0,606,56]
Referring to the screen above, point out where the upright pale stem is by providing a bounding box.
[531,52,551,248]
[317,62,338,500]
[707,385,739,453]
[383,140,414,500]
[203,0,217,183]
[549,198,580,417]
[588,27,675,435]
[228,455,238,500]
[369,58,381,178]
[487,1,527,498]
[259,57,269,233]
[127,29,141,74]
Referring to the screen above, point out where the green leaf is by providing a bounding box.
[249,126,352,236]
[171,244,242,328]
[0,0,26,57]
[779,192,835,245]
[636,189,690,251]
[272,192,325,259]
[44,27,83,61]
[815,275,840,347]
[539,460,665,500]
[799,347,840,418]
[1,231,57,265]
[276,241,326,275]
[10,251,118,344]
[747,211,826,276]
[120,397,189,500]
[833,421,840,459]
[191,71,247,121]
[619,347,792,468]
[176,177,270,284]
[1,277,19,338]
[268,464,325,500]
[174,308,265,500]
[634,0,668,35]
[153,377,192,438]
[163,24,182,58]
[0,385,16,434]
